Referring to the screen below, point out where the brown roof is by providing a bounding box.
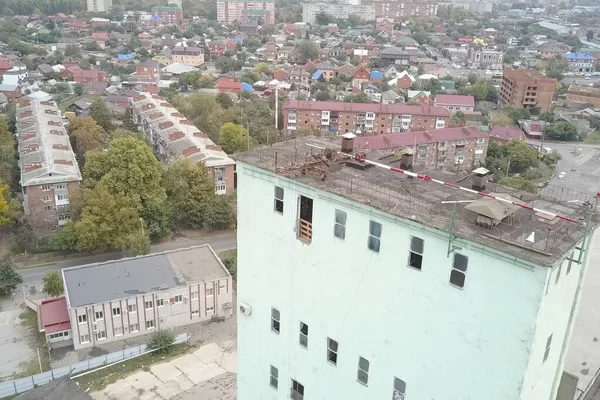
[353,126,488,150]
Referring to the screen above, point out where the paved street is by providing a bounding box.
[16,233,236,286]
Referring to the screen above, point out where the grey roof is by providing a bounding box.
[381,46,408,57]
[464,193,521,222]
[63,245,230,308]
[0,84,18,91]
[16,99,82,187]
[73,100,91,110]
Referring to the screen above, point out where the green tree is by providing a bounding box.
[254,62,271,76]
[90,99,114,133]
[0,261,22,295]
[204,194,235,231]
[178,70,202,89]
[126,230,151,256]
[506,140,539,172]
[64,44,81,58]
[73,84,83,96]
[345,92,372,103]
[67,115,106,158]
[295,40,320,63]
[0,114,16,186]
[219,122,252,154]
[84,137,168,240]
[147,330,176,354]
[450,111,467,127]
[539,112,555,123]
[215,57,243,73]
[215,92,233,109]
[348,13,361,27]
[164,159,215,228]
[0,179,19,225]
[545,122,579,141]
[43,271,64,297]
[315,12,332,25]
[504,107,531,125]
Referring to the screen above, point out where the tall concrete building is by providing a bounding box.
[234,136,599,400]
[302,3,376,24]
[87,0,112,12]
[217,0,275,25]
[16,98,82,237]
[361,0,438,19]
[499,68,557,113]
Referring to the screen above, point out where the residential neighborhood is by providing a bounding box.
[0,0,599,399]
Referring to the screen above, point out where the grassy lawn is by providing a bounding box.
[58,94,101,113]
[16,310,51,378]
[584,131,600,145]
[74,342,192,393]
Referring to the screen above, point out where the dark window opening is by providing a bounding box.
[450,253,468,288]
[274,186,284,214]
[408,236,424,270]
[298,196,313,242]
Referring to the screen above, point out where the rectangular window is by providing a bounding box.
[450,253,468,288]
[206,288,214,297]
[270,365,278,389]
[95,331,106,341]
[192,310,199,315]
[57,194,69,201]
[408,236,424,270]
[274,186,284,213]
[41,184,51,191]
[298,195,313,242]
[191,291,198,299]
[291,379,304,400]
[146,320,155,329]
[157,299,164,307]
[78,314,87,324]
[128,304,137,313]
[43,195,51,202]
[115,327,123,336]
[271,308,281,334]
[54,184,67,190]
[368,220,382,252]
[44,205,55,211]
[130,323,139,332]
[80,334,90,344]
[544,334,552,362]
[95,311,103,320]
[394,377,407,398]
[299,322,308,348]
[174,295,183,303]
[112,307,120,316]
[145,301,153,310]
[334,209,347,239]
[357,356,369,385]
[327,337,338,365]
[206,305,214,312]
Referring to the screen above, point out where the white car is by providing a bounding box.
[558,172,566,179]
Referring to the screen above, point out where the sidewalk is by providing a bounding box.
[89,342,236,400]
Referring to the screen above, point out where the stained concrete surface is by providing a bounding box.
[0,309,38,381]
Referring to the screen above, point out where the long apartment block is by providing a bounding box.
[283,100,451,135]
[41,245,234,350]
[16,98,82,236]
[130,93,235,195]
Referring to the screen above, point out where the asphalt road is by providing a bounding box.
[18,232,237,285]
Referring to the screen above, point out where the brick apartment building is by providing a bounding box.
[351,126,490,172]
[283,100,451,135]
[46,245,233,350]
[170,47,205,66]
[130,93,235,195]
[566,85,600,108]
[362,0,438,19]
[499,69,556,113]
[150,6,183,27]
[16,99,82,236]
[217,0,275,25]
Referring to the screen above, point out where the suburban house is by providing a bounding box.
[216,80,242,94]
[62,66,106,84]
[53,246,233,350]
[489,126,525,143]
[170,47,205,66]
[0,84,21,100]
[433,94,476,113]
[91,31,110,48]
[130,92,235,194]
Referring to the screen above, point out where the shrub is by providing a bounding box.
[147,330,176,355]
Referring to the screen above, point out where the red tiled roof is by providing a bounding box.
[284,100,451,117]
[434,94,475,107]
[91,32,110,41]
[490,126,524,142]
[216,80,241,89]
[354,126,488,149]
[40,297,71,333]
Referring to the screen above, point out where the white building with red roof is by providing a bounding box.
[433,94,476,113]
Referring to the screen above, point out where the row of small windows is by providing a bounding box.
[274,186,468,288]
[270,307,407,397]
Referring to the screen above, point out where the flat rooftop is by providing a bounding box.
[63,245,229,308]
[234,137,600,266]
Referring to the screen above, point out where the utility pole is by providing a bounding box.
[507,155,512,176]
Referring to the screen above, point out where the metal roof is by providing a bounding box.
[63,245,229,308]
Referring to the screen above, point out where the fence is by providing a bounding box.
[0,333,190,398]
